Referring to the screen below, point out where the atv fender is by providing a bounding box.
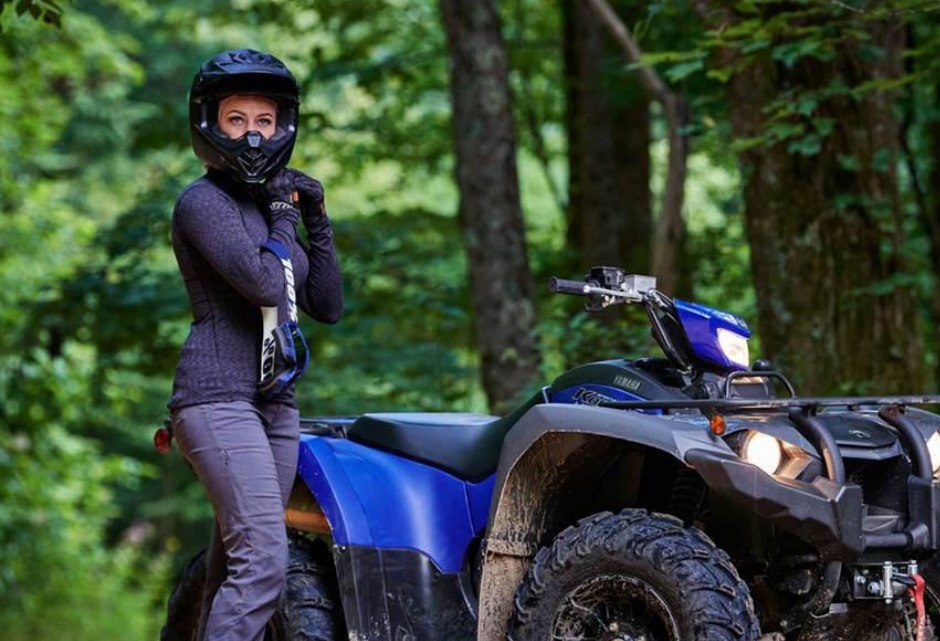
[476,402,726,641]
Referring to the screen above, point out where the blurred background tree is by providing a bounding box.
[1,0,938,638]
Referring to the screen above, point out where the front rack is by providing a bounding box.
[597,394,940,413]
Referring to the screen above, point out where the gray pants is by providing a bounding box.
[171,400,300,641]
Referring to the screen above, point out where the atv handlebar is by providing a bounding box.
[547,273,651,304]
[548,269,684,370]
[547,277,587,296]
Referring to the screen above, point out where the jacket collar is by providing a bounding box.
[205,168,266,204]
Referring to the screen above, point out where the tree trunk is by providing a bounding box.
[439,0,542,413]
[563,0,651,275]
[926,84,940,388]
[722,16,925,394]
[582,0,689,295]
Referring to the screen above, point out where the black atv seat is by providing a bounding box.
[347,412,510,481]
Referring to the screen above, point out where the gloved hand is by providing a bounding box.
[262,168,298,205]
[285,168,327,230]
[260,169,300,239]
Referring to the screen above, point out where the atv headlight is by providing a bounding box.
[741,432,783,476]
[729,430,813,479]
[926,432,940,478]
[717,327,750,369]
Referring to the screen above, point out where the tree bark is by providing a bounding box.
[925,85,940,388]
[439,0,542,413]
[563,0,651,275]
[582,0,689,295]
[720,12,925,394]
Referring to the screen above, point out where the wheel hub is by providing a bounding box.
[551,574,679,641]
[599,619,651,641]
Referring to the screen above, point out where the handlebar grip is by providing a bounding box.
[548,277,587,295]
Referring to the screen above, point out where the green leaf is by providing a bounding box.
[768,122,805,141]
[797,96,818,116]
[811,117,835,136]
[857,43,886,63]
[772,40,823,68]
[838,154,860,172]
[787,134,821,156]
[731,135,767,153]
[664,59,704,83]
[834,193,860,210]
[41,10,61,27]
[641,51,704,65]
[734,0,759,15]
[871,147,892,173]
[741,39,770,55]
[707,67,733,83]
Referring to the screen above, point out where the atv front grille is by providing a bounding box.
[844,457,910,514]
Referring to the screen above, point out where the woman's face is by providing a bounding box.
[217,94,278,140]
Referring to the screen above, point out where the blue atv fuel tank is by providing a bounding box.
[297,434,494,573]
[549,359,687,407]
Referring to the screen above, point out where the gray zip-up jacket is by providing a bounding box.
[167,169,342,410]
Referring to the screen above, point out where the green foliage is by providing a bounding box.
[686,1,928,157]
[0,1,188,635]
[0,421,168,641]
[0,0,65,27]
[1,0,938,636]
[299,210,480,413]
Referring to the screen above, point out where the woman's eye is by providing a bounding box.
[228,116,243,125]
[259,118,273,127]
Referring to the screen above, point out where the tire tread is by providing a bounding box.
[508,508,759,641]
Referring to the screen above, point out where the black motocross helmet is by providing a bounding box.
[189,49,299,183]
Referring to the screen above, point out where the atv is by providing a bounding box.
[160,266,940,641]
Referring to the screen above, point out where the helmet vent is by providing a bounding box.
[238,149,268,177]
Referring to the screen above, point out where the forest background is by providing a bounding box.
[2,0,940,638]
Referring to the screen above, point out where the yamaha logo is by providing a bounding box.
[613,375,642,392]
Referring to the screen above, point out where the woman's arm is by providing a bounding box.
[175,184,296,308]
[297,214,343,324]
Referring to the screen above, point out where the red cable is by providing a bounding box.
[910,573,927,641]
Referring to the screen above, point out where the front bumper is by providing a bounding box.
[685,448,940,561]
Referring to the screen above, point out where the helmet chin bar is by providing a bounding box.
[237,131,275,182]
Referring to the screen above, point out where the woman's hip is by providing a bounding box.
[170,400,300,510]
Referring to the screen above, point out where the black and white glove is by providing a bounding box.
[262,169,301,225]
[259,169,301,252]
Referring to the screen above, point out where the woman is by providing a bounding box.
[166,49,342,641]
